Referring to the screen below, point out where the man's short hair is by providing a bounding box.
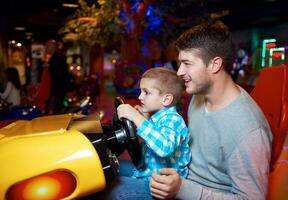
[175,20,234,73]
[142,67,184,105]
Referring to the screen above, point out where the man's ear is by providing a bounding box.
[210,57,223,74]
[162,93,174,106]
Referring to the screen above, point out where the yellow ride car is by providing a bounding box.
[0,98,142,200]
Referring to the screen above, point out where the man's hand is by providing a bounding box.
[150,168,182,199]
[117,104,145,127]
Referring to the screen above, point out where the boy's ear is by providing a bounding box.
[162,93,174,106]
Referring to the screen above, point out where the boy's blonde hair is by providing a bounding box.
[142,67,184,105]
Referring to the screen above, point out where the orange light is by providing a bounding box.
[78,17,96,22]
[70,65,74,71]
[6,170,76,200]
[111,59,116,64]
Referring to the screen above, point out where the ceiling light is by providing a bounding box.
[62,3,79,8]
[26,32,33,36]
[14,27,26,31]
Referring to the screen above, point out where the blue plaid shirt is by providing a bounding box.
[133,106,191,179]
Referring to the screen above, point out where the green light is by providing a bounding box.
[261,39,276,68]
[63,98,70,107]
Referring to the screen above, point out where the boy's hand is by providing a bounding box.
[134,105,150,119]
[117,104,145,127]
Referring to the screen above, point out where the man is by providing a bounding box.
[150,21,272,200]
[103,21,272,200]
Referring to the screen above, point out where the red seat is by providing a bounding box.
[249,65,288,200]
[250,65,288,170]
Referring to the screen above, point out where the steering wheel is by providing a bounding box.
[114,97,144,170]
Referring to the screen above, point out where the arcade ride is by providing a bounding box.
[1,64,288,199]
[0,97,143,200]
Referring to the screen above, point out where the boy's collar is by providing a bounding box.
[150,106,177,121]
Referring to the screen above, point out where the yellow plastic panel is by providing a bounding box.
[0,130,106,199]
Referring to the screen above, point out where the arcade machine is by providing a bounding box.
[0,97,143,200]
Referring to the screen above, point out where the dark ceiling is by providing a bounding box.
[1,0,288,43]
[207,0,288,30]
[0,0,77,42]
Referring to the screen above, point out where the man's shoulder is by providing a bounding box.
[220,90,271,149]
[232,89,268,128]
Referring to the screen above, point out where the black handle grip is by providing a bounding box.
[115,96,125,108]
[114,96,136,138]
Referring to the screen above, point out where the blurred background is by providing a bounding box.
[0,0,288,121]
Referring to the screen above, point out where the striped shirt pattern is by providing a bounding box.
[133,106,192,179]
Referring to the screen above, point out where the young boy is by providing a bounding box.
[117,67,191,179]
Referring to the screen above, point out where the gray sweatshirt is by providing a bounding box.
[176,88,272,200]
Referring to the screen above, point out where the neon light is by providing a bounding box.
[262,39,276,68]
[266,43,276,48]
[272,52,282,58]
[269,47,285,67]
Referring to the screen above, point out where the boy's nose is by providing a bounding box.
[138,93,143,100]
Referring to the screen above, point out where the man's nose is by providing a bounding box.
[177,64,184,76]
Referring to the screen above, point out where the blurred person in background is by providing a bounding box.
[45,40,70,114]
[0,67,21,107]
